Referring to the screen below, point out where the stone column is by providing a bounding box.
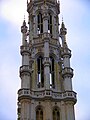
[21,73,30,88]
[31,100,35,120]
[62,46,71,68]
[43,37,50,89]
[66,102,75,120]
[61,101,66,120]
[33,15,37,37]
[20,44,31,89]
[43,6,48,33]
[20,99,31,120]
[64,77,72,91]
[43,9,50,89]
[22,52,29,66]
[45,101,52,120]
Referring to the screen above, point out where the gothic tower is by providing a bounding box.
[18,0,77,120]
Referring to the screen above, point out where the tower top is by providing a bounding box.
[23,20,26,26]
[61,16,65,28]
[21,18,27,34]
[60,18,68,48]
[60,17,67,35]
[22,14,26,26]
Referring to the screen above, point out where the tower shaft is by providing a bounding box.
[17,0,77,120]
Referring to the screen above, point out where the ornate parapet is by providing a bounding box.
[27,0,57,4]
[27,0,60,14]
[33,36,44,45]
[18,89,77,104]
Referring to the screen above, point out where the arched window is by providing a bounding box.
[36,107,43,120]
[48,13,52,34]
[50,56,55,88]
[37,56,44,88]
[53,108,60,120]
[37,13,43,33]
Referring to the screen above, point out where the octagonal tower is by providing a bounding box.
[17,0,77,120]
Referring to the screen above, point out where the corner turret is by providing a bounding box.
[21,19,28,45]
[60,18,67,47]
[60,19,74,92]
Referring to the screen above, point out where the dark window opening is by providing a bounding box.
[50,56,55,88]
[48,13,52,34]
[53,108,60,120]
[37,56,44,88]
[36,107,43,120]
[37,13,43,34]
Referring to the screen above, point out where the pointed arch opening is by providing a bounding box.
[37,12,43,34]
[53,108,60,120]
[37,56,44,88]
[48,13,52,34]
[36,107,43,120]
[50,56,55,88]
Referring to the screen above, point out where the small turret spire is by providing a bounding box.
[44,0,46,5]
[60,17,68,47]
[62,16,63,22]
[61,16,66,29]
[58,0,60,3]
[27,0,28,4]
[24,14,25,20]
[21,16,28,45]
[44,0,47,8]
[22,15,26,26]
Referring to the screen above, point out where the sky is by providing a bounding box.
[0,0,90,120]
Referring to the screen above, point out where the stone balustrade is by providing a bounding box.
[33,37,43,44]
[18,89,77,103]
[50,38,57,45]
[27,0,60,16]
[33,34,57,46]
[42,33,51,39]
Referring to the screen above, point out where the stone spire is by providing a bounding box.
[60,17,68,48]
[21,18,28,45]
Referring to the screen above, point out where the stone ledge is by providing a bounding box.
[18,89,77,103]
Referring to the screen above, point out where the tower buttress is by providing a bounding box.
[18,1,77,120]
[60,20,76,120]
[18,19,31,120]
[20,19,30,88]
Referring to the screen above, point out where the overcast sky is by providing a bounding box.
[0,0,90,120]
